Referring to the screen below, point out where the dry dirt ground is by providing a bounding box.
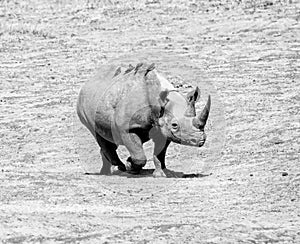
[1,0,299,243]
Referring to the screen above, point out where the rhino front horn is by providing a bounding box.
[198,95,211,127]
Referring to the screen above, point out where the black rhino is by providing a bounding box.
[77,63,210,177]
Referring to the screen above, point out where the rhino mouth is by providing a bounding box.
[170,131,205,147]
[184,139,205,147]
[170,131,182,144]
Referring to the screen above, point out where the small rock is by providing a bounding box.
[274,139,284,145]
[282,172,288,176]
[250,174,253,177]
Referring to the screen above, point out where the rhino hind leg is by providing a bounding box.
[95,133,126,175]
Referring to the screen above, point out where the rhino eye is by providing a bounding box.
[171,122,178,129]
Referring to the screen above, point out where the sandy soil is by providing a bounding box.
[1,0,299,243]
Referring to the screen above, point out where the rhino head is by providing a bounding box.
[158,86,211,147]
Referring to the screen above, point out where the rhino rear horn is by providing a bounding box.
[198,95,211,127]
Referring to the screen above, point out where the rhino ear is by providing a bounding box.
[157,89,169,117]
[159,89,169,106]
[186,86,200,103]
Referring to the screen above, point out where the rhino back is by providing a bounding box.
[78,63,165,144]
[98,68,161,143]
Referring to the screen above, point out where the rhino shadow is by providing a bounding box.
[85,169,212,178]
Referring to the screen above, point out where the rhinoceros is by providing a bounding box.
[77,63,211,177]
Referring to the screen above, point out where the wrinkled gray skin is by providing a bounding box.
[77,63,211,177]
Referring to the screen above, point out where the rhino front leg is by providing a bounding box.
[152,138,170,177]
[121,132,147,173]
[151,128,179,178]
[150,127,170,177]
[96,133,126,175]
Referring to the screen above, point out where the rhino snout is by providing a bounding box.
[186,133,206,147]
[190,138,199,145]
[197,139,206,147]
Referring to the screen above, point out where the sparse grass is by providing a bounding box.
[0,0,299,243]
[0,22,55,39]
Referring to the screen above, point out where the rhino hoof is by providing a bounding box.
[126,157,145,172]
[124,160,132,171]
[124,161,142,175]
[110,166,124,175]
[117,164,126,172]
[153,169,167,178]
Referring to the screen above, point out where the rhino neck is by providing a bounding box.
[154,70,175,90]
